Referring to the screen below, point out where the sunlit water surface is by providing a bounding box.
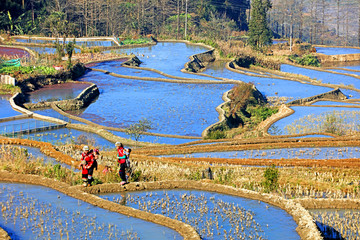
[0,183,181,240]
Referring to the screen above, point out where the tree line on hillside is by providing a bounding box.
[1,0,359,47]
[269,0,360,47]
[0,0,249,39]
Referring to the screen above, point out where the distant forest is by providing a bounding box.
[1,0,360,47]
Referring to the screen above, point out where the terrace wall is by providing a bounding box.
[0,227,11,240]
[16,63,86,92]
[287,88,347,105]
[23,84,100,111]
[184,49,215,73]
[318,53,360,63]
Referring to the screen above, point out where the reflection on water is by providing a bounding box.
[272,106,360,135]
[281,64,360,90]
[15,38,118,47]
[26,82,90,103]
[100,189,300,240]
[309,209,360,240]
[0,97,22,119]
[0,183,181,240]
[109,130,198,145]
[104,42,213,79]
[157,146,360,160]
[2,145,76,171]
[311,101,360,106]
[76,71,232,136]
[17,127,114,150]
[315,47,360,55]
[27,46,81,54]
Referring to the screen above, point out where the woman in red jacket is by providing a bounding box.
[116,142,127,185]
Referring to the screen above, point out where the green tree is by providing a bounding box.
[248,0,273,50]
[65,39,76,69]
[262,165,279,193]
[125,118,153,146]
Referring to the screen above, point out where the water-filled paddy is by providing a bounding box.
[104,42,214,79]
[327,68,360,76]
[27,46,81,54]
[26,82,90,103]
[15,38,118,47]
[315,47,360,55]
[33,108,86,125]
[203,64,334,102]
[1,144,76,171]
[0,97,21,119]
[311,101,360,106]
[17,127,114,149]
[157,146,360,160]
[309,209,360,240]
[109,130,199,145]
[281,64,360,90]
[0,183,181,240]
[290,135,334,138]
[100,189,300,240]
[0,118,59,136]
[271,106,360,135]
[90,60,172,79]
[273,40,288,44]
[76,70,232,136]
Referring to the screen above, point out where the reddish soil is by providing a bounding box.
[0,46,30,58]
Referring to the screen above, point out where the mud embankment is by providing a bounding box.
[16,63,86,93]
[184,49,216,73]
[0,227,11,240]
[288,88,347,105]
[0,172,200,240]
[256,104,295,136]
[317,53,360,63]
[295,198,360,210]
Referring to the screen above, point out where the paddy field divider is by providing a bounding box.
[0,227,10,240]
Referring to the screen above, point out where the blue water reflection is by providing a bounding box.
[0,183,181,240]
[105,42,213,79]
[109,130,199,145]
[17,128,114,149]
[272,106,360,135]
[315,47,360,55]
[27,83,90,103]
[281,64,360,90]
[0,97,22,119]
[158,146,360,160]
[76,71,232,136]
[15,38,117,47]
[27,46,81,54]
[100,189,300,240]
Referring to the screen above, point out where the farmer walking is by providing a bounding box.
[116,142,127,185]
[80,145,96,187]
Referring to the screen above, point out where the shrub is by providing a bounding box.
[205,130,226,139]
[289,54,320,67]
[130,170,142,182]
[0,66,57,76]
[0,84,21,95]
[262,165,279,193]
